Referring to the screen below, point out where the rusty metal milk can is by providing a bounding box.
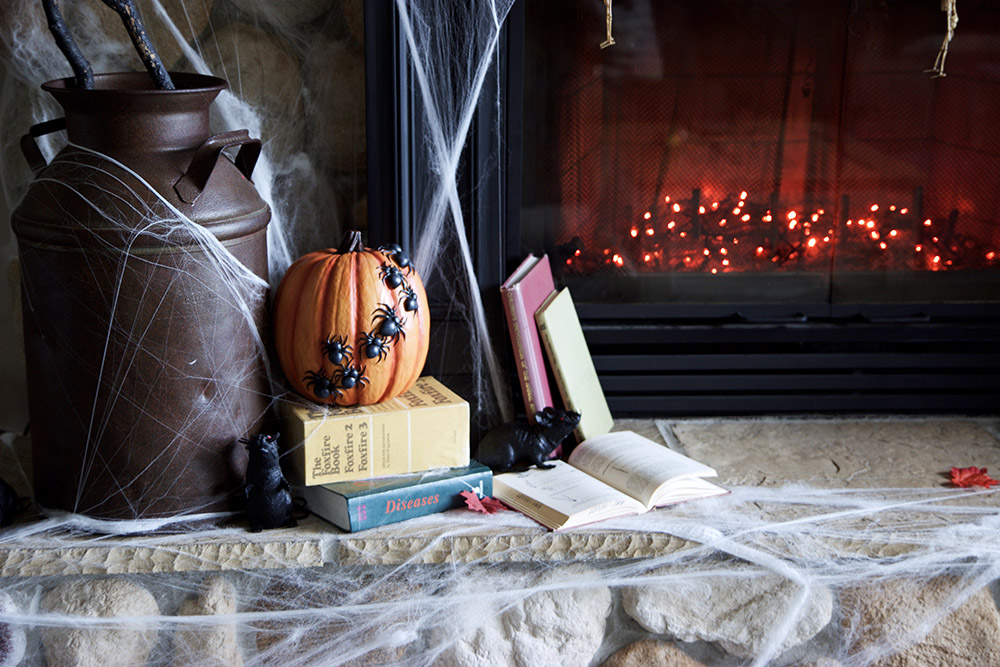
[11,72,271,522]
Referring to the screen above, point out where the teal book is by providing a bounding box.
[301,462,493,532]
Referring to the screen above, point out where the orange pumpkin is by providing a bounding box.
[273,230,430,405]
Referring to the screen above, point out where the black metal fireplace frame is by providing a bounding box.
[365,0,1000,416]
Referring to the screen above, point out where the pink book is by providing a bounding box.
[501,254,556,422]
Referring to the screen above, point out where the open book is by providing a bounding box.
[493,430,728,530]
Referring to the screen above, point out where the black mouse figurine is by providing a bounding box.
[0,476,21,528]
[474,407,582,472]
[241,432,296,532]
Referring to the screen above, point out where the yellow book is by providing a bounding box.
[283,376,470,486]
[535,287,614,442]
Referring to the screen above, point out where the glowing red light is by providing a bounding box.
[807,238,817,248]
[672,203,681,213]
[763,214,773,222]
[667,221,676,230]
[740,191,748,199]
[879,242,887,250]
[900,208,909,214]
[643,211,652,220]
[566,258,573,266]
[756,246,765,255]
[732,207,742,215]
[679,232,687,238]
[698,206,706,214]
[870,204,879,212]
[889,230,898,237]
[646,228,655,236]
[722,259,730,266]
[613,254,624,266]
[711,268,718,274]
[924,219,933,226]
[720,247,728,255]
[741,214,751,222]
[703,248,711,256]
[643,254,652,262]
[870,231,880,240]
[787,210,797,220]
[574,249,581,256]
[630,228,639,238]
[988,251,997,260]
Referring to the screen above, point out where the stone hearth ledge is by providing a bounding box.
[1,416,998,578]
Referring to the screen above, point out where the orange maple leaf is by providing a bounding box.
[460,490,506,514]
[949,466,1000,488]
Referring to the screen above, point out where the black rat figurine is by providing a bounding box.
[474,407,582,472]
[242,432,296,532]
[0,477,21,528]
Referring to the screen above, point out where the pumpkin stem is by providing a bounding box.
[337,230,365,254]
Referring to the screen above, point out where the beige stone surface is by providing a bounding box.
[670,418,1000,489]
[172,575,244,667]
[430,564,612,667]
[601,639,707,667]
[41,578,160,667]
[622,569,833,659]
[842,576,1000,666]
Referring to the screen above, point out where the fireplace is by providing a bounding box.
[366,0,1000,416]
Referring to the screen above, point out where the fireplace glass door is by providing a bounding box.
[521,0,1000,317]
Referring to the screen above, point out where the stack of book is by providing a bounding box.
[282,376,492,532]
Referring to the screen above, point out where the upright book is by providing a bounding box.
[501,255,556,421]
[535,287,614,442]
[493,430,728,531]
[302,462,493,532]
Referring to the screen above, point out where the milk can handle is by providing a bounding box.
[174,130,262,205]
[20,118,68,175]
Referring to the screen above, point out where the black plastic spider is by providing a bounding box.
[332,364,369,390]
[377,243,412,273]
[371,303,407,344]
[400,285,419,312]
[321,334,353,365]
[379,263,405,289]
[358,331,391,362]
[303,369,340,401]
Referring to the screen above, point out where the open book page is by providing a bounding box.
[493,460,645,530]
[567,431,719,509]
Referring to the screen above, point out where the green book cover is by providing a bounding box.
[302,462,493,532]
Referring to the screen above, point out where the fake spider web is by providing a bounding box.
[1,2,1000,666]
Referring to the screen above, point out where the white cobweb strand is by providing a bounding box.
[398,0,516,425]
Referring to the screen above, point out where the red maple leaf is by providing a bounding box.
[460,490,507,514]
[949,466,1000,488]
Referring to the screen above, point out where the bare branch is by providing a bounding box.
[98,0,175,90]
[41,0,94,89]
